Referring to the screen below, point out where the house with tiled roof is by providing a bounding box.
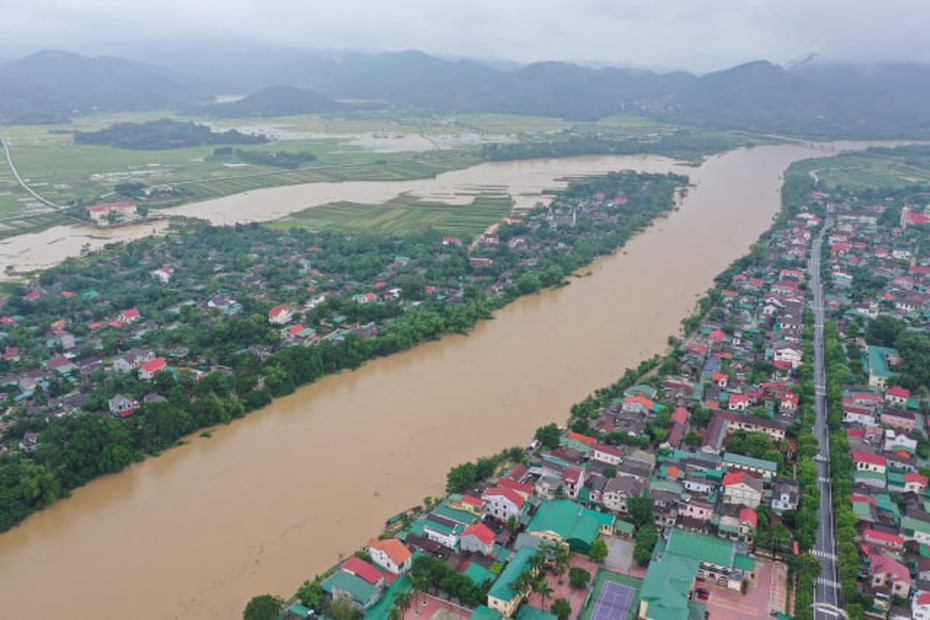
[868,552,912,598]
[722,471,763,508]
[482,487,525,522]
[601,476,645,515]
[367,538,412,574]
[138,357,168,380]
[321,570,380,611]
[342,556,384,587]
[460,522,496,556]
[852,450,888,474]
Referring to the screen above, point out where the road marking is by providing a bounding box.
[811,549,836,560]
[816,577,841,589]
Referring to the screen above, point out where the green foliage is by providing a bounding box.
[633,526,658,566]
[534,423,561,450]
[568,567,591,588]
[445,446,522,494]
[588,538,608,562]
[296,580,324,609]
[411,555,489,607]
[551,598,572,619]
[626,496,654,529]
[74,119,268,150]
[865,315,905,347]
[242,594,283,620]
[235,149,317,170]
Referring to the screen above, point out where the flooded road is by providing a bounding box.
[0,143,857,618]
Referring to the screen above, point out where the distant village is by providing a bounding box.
[254,184,930,620]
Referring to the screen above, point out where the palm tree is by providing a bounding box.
[510,570,535,603]
[552,544,572,582]
[532,573,554,610]
[393,591,412,619]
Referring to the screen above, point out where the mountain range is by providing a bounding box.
[2,48,929,139]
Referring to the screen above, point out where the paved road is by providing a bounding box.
[0,136,61,209]
[809,213,843,617]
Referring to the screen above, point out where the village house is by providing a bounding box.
[459,522,496,557]
[721,471,763,508]
[481,487,525,522]
[366,538,412,574]
[86,201,137,223]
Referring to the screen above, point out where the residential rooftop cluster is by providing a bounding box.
[269,194,854,620]
[813,186,930,620]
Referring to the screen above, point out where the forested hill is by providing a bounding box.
[3,48,930,139]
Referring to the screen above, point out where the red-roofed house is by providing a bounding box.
[868,552,912,598]
[566,431,597,446]
[852,451,887,474]
[367,538,412,574]
[268,305,293,325]
[722,471,763,508]
[780,391,799,414]
[905,473,929,494]
[712,372,729,387]
[671,407,690,425]
[342,556,384,587]
[561,466,585,499]
[863,529,904,552]
[138,357,168,380]
[450,494,485,515]
[496,477,534,500]
[459,523,495,556]
[117,308,140,324]
[482,487,525,521]
[591,444,623,466]
[622,395,654,414]
[886,386,911,407]
[727,393,750,412]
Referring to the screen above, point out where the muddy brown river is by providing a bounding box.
[0,143,868,618]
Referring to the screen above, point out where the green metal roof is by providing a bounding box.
[722,452,778,473]
[867,345,900,379]
[665,528,736,568]
[526,500,614,552]
[734,554,756,572]
[470,606,504,620]
[321,571,378,606]
[639,552,699,619]
[489,547,535,603]
[515,605,558,620]
[465,562,494,586]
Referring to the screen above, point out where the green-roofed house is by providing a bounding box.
[664,528,755,591]
[902,516,930,545]
[465,561,495,587]
[639,551,700,620]
[363,574,412,620]
[526,499,615,553]
[321,571,380,611]
[515,604,557,620]
[722,452,778,482]
[488,547,535,617]
[866,345,901,388]
[470,606,504,620]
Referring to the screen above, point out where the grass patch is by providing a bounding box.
[280,192,513,236]
[790,147,930,191]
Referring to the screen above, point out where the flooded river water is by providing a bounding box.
[0,143,859,618]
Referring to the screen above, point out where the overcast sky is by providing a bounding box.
[1,0,928,71]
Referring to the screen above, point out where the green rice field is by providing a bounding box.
[279,192,514,236]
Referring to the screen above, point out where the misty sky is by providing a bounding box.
[1,0,928,71]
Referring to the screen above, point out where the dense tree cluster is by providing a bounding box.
[73,119,268,150]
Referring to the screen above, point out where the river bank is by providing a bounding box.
[0,143,886,619]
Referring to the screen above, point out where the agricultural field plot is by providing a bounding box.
[793,146,930,191]
[280,192,513,236]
